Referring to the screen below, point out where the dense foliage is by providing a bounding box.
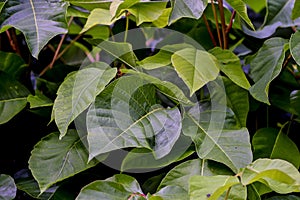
[1,0,300,199]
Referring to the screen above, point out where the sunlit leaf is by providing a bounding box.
[292,0,300,20]
[252,128,300,169]
[0,174,16,200]
[249,38,287,104]
[241,159,300,193]
[27,90,53,109]
[169,0,208,25]
[0,71,30,124]
[171,48,220,96]
[29,130,103,193]
[53,62,116,138]
[189,175,242,200]
[87,76,181,160]
[0,0,69,58]
[209,47,250,90]
[68,0,111,11]
[242,0,266,13]
[226,0,254,29]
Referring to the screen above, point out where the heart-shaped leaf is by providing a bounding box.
[0,0,69,58]
[87,75,181,160]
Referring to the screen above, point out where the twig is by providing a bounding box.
[211,0,223,48]
[6,29,21,56]
[217,0,227,49]
[203,14,217,46]
[226,10,236,34]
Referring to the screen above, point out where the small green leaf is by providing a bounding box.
[241,158,300,193]
[169,0,208,25]
[290,31,300,66]
[249,38,287,104]
[226,0,254,29]
[292,0,300,20]
[53,63,116,138]
[27,90,53,109]
[252,128,300,168]
[189,175,241,200]
[242,0,266,13]
[171,48,220,96]
[0,71,30,124]
[0,0,69,58]
[209,47,250,90]
[0,174,16,200]
[29,130,103,194]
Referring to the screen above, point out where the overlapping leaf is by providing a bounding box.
[290,31,300,66]
[226,0,254,29]
[52,62,116,138]
[86,75,182,160]
[0,174,16,200]
[29,130,103,194]
[249,38,287,104]
[292,0,300,20]
[0,71,30,124]
[0,0,69,58]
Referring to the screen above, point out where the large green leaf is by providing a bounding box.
[0,71,30,124]
[243,0,300,38]
[189,175,243,200]
[0,0,68,59]
[209,47,250,90]
[252,128,300,168]
[292,0,300,20]
[76,174,144,200]
[183,79,252,172]
[0,174,16,200]
[241,159,300,193]
[171,48,220,96]
[249,38,287,105]
[158,159,233,191]
[169,0,207,25]
[290,31,300,66]
[87,75,182,160]
[52,62,116,138]
[226,0,254,29]
[29,130,102,194]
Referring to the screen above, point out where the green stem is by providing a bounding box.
[201,159,205,176]
[224,187,232,200]
[124,11,130,43]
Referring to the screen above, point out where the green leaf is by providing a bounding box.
[171,48,220,96]
[189,175,242,200]
[53,62,116,138]
[150,186,188,200]
[0,51,27,78]
[226,0,254,29]
[222,77,249,127]
[68,0,111,11]
[128,2,167,26]
[121,139,194,171]
[169,0,208,25]
[252,128,300,168]
[209,47,250,90]
[0,71,30,124]
[124,69,193,106]
[29,130,102,194]
[0,0,68,59]
[290,90,300,116]
[27,90,53,109]
[87,39,138,68]
[81,8,121,33]
[266,195,300,200]
[76,174,144,200]
[292,0,300,20]
[0,1,7,13]
[87,76,182,160]
[15,169,58,200]
[249,38,287,105]
[242,0,266,13]
[0,174,16,200]
[290,31,300,66]
[241,158,300,193]
[243,0,300,38]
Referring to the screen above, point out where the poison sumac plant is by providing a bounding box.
[0,0,300,199]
